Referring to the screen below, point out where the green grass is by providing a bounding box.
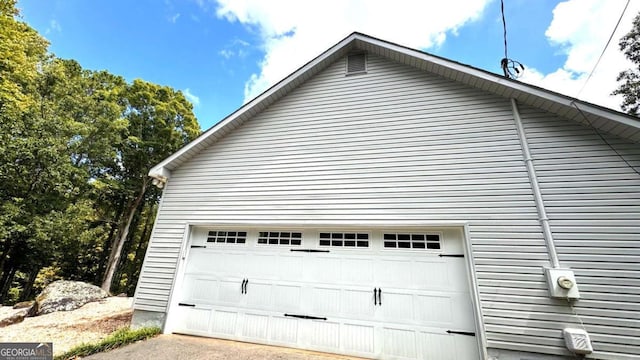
[54,326,161,360]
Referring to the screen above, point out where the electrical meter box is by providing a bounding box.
[563,328,593,354]
[544,268,580,299]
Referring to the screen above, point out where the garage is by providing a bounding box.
[167,227,481,359]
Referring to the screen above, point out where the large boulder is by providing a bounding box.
[0,307,31,327]
[35,280,108,315]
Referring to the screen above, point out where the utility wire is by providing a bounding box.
[570,101,640,176]
[575,0,630,98]
[500,0,524,78]
[501,0,508,60]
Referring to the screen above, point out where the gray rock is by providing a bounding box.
[0,307,30,327]
[35,280,108,315]
[13,300,35,309]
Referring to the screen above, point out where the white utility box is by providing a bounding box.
[563,328,593,354]
[544,268,580,299]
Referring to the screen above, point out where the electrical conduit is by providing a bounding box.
[510,98,560,269]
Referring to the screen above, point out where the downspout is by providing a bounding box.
[510,98,560,269]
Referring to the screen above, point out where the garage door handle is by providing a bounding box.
[377,288,382,306]
[373,288,378,305]
[241,279,247,294]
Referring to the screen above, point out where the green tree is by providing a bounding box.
[613,12,640,116]
[0,0,200,301]
[100,80,200,292]
[0,0,52,301]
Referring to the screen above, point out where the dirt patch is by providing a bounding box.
[61,311,132,333]
[0,297,133,356]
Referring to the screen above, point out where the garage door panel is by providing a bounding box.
[305,256,341,283]
[218,253,245,277]
[447,259,473,292]
[418,331,456,360]
[309,287,341,316]
[342,289,376,319]
[269,316,299,344]
[380,290,415,324]
[246,282,272,309]
[278,255,305,281]
[190,278,218,303]
[411,259,449,290]
[218,279,243,304]
[175,307,211,333]
[211,309,238,335]
[376,259,412,286]
[273,284,302,312]
[184,250,218,273]
[450,293,477,330]
[242,313,269,340]
[382,327,417,358]
[342,323,375,354]
[415,293,453,325]
[246,254,275,278]
[341,257,374,283]
[308,321,341,349]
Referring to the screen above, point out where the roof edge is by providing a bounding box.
[149,32,640,178]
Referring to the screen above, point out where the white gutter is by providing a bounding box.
[510,98,560,268]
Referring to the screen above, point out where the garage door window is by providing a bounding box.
[257,231,302,245]
[207,231,247,244]
[319,232,369,247]
[383,233,441,250]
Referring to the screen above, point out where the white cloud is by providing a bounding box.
[218,38,251,59]
[213,0,492,102]
[183,88,200,106]
[519,0,640,111]
[46,19,62,34]
[169,13,181,23]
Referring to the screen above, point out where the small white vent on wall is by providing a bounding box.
[346,53,367,74]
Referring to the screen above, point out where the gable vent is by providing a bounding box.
[346,53,367,74]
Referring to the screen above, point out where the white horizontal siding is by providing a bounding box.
[134,53,638,359]
[519,104,640,360]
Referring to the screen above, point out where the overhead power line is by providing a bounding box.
[575,0,631,98]
[500,0,524,79]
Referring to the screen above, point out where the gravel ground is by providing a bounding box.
[0,297,133,356]
[85,334,366,360]
[2,298,365,359]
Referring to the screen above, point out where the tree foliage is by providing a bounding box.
[613,12,640,116]
[0,0,201,303]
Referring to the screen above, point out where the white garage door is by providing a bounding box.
[168,228,480,359]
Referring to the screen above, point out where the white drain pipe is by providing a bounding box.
[510,98,560,269]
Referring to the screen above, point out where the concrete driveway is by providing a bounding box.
[85,334,365,360]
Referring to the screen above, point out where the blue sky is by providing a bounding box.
[17,0,639,129]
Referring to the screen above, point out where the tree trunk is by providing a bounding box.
[19,267,40,301]
[95,199,126,284]
[0,242,14,280]
[126,204,155,294]
[101,179,148,292]
[0,266,17,304]
[113,200,144,294]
